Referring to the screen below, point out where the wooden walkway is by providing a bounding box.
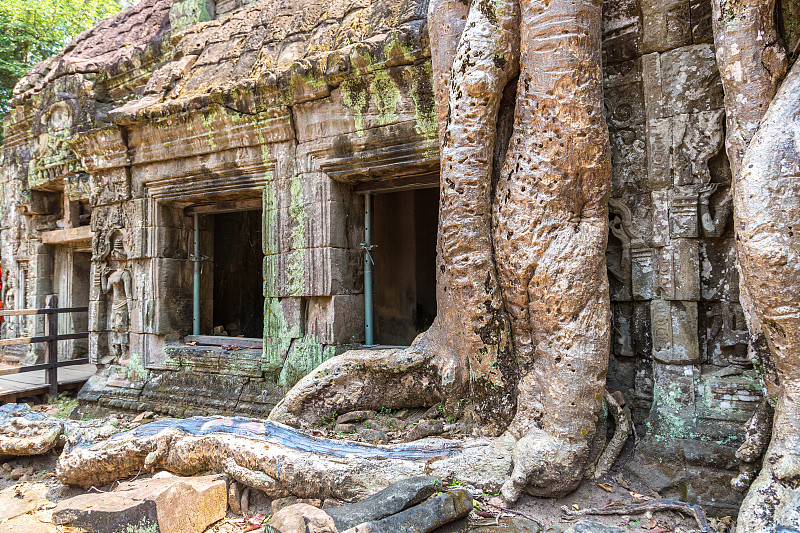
[0,364,96,403]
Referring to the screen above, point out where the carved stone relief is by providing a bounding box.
[93,230,133,367]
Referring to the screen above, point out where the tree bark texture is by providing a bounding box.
[270,0,610,501]
[733,57,800,533]
[711,0,788,402]
[495,0,610,501]
[423,0,520,434]
[711,2,800,530]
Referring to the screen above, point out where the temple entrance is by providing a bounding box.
[371,187,438,346]
[209,209,264,339]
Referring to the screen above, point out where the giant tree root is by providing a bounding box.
[58,402,633,505]
[562,499,711,532]
[0,403,126,457]
[56,416,515,501]
[591,391,631,480]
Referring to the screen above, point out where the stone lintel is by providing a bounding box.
[41,226,94,245]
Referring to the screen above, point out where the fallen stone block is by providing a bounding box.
[269,503,337,533]
[324,476,441,531]
[564,521,626,533]
[52,473,226,533]
[407,420,444,441]
[340,488,473,533]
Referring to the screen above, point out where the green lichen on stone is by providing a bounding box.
[341,67,406,134]
[290,68,329,96]
[286,175,306,296]
[648,381,694,441]
[341,76,370,134]
[410,62,438,139]
[263,296,301,374]
[263,179,278,256]
[278,334,336,388]
[780,0,800,52]
[169,0,215,33]
[370,70,401,127]
[121,517,159,533]
[127,351,146,381]
[382,32,416,65]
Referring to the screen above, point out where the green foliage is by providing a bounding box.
[47,392,77,418]
[0,0,131,116]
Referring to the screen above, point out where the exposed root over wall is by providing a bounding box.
[270,0,611,503]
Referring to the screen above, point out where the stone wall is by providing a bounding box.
[603,0,758,514]
[0,0,770,513]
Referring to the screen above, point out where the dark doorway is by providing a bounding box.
[212,210,264,339]
[373,187,438,346]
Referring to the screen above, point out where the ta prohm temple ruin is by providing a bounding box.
[1,0,799,531]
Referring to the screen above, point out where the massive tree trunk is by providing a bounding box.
[495,0,611,500]
[712,1,800,531]
[711,0,787,402]
[270,0,612,501]
[732,58,800,533]
[423,0,520,434]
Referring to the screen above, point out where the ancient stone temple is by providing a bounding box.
[1,0,798,520]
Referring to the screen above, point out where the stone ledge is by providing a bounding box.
[41,226,94,245]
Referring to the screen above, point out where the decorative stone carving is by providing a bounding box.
[97,232,133,366]
[609,198,653,301]
[698,183,731,238]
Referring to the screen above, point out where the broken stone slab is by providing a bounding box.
[324,476,441,531]
[52,473,226,533]
[340,488,473,533]
[0,404,64,456]
[564,521,626,533]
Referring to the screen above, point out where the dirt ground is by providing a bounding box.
[0,404,735,533]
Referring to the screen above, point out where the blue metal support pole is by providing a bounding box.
[363,193,374,346]
[193,212,201,336]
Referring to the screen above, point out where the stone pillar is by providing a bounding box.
[263,141,364,388]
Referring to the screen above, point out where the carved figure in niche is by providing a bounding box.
[100,234,132,365]
[698,182,732,238]
[608,198,647,297]
[608,200,633,289]
[1,277,14,338]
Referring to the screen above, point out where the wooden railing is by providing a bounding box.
[0,295,89,397]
